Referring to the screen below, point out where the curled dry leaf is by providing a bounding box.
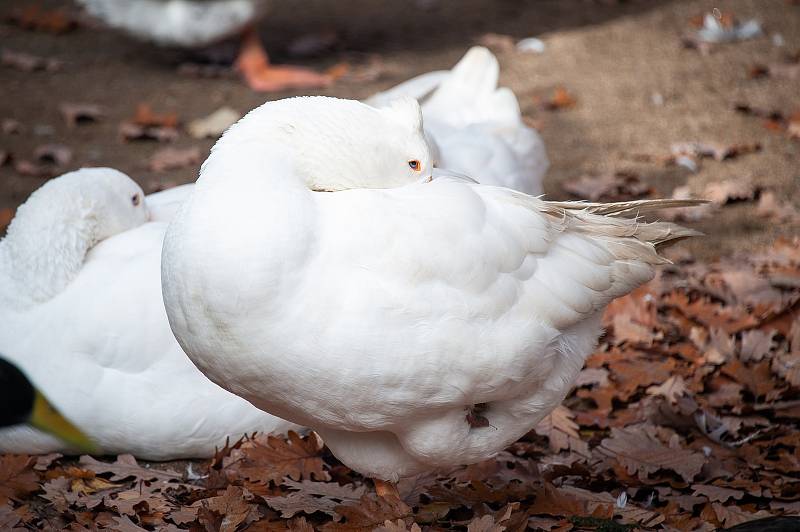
[476,33,515,53]
[538,87,577,111]
[7,5,78,34]
[704,179,758,205]
[148,147,202,172]
[187,107,241,139]
[597,425,706,482]
[562,172,651,202]
[13,144,72,178]
[1,48,61,72]
[0,455,38,504]
[60,103,103,128]
[757,191,800,223]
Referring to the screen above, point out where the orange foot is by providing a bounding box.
[236,26,332,92]
[373,478,401,501]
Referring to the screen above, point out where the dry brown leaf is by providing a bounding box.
[562,172,651,202]
[7,6,78,33]
[119,122,179,143]
[528,483,590,518]
[535,406,590,457]
[265,480,365,518]
[541,87,577,111]
[187,107,241,139]
[1,49,61,72]
[225,431,329,485]
[597,425,706,482]
[757,191,800,223]
[79,454,181,482]
[60,103,103,128]
[647,376,689,403]
[692,484,744,503]
[712,503,772,528]
[476,33,515,53]
[0,455,39,504]
[148,147,201,172]
[322,495,411,531]
[704,179,758,205]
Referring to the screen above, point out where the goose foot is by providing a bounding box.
[373,478,401,501]
[236,26,332,92]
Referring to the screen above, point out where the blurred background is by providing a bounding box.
[1,0,798,259]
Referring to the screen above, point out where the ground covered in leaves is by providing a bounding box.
[2,239,799,530]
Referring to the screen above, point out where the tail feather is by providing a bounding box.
[534,198,707,263]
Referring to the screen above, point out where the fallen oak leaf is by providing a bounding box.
[1,48,61,72]
[132,103,178,128]
[539,87,576,111]
[223,430,329,484]
[704,179,759,205]
[476,33,515,53]
[712,503,772,528]
[596,425,706,483]
[692,484,745,503]
[6,5,78,34]
[322,494,411,531]
[148,147,202,172]
[197,485,258,532]
[119,122,178,143]
[187,107,240,139]
[562,172,651,202]
[375,520,422,532]
[79,454,181,482]
[59,103,103,128]
[0,455,39,504]
[534,405,590,457]
[264,479,366,518]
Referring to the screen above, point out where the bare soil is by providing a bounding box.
[1,0,798,260]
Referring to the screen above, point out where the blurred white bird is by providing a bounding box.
[161,96,701,493]
[366,46,548,195]
[76,0,331,91]
[0,168,297,459]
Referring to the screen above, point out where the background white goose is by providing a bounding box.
[0,168,296,459]
[161,96,700,487]
[76,0,331,91]
[365,46,548,195]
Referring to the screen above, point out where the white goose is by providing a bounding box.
[161,96,700,488]
[0,168,296,459]
[366,46,548,195]
[77,0,331,91]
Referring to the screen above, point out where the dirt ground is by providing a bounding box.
[1,0,798,260]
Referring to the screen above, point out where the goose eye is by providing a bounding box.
[408,160,421,172]
[131,194,141,207]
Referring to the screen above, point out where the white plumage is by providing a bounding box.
[76,0,266,48]
[161,96,699,480]
[366,46,548,195]
[0,169,296,459]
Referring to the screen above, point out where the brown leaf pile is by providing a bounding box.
[2,240,800,530]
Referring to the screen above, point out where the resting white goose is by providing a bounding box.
[161,96,701,487]
[0,168,297,459]
[77,0,331,91]
[366,46,548,195]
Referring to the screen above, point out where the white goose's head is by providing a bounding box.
[205,96,434,191]
[1,168,148,306]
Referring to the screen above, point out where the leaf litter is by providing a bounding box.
[2,238,800,530]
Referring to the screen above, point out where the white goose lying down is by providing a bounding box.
[161,96,702,486]
[0,46,543,460]
[0,169,297,459]
[366,46,548,195]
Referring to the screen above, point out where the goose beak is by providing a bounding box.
[29,391,97,454]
